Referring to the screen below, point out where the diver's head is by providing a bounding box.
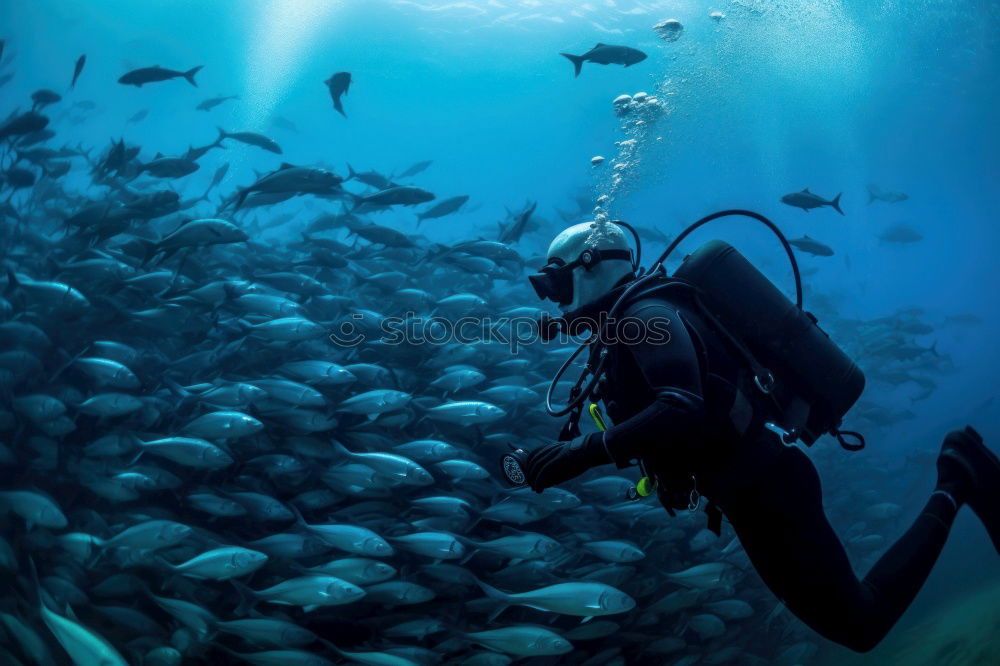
[529,221,634,313]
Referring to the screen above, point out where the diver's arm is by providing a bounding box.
[601,302,705,468]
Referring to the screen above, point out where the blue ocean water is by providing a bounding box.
[2,1,999,664]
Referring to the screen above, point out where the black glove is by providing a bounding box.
[524,432,612,493]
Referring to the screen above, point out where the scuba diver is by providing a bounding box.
[518,214,999,652]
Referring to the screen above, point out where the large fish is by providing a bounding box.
[560,43,647,77]
[119,65,203,87]
[325,71,351,117]
[780,187,844,214]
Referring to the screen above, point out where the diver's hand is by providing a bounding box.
[524,433,612,492]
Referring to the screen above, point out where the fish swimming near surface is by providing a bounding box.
[71,54,86,88]
[325,71,351,117]
[118,65,203,87]
[780,187,844,214]
[215,128,282,154]
[788,235,835,256]
[560,43,647,77]
[197,95,239,111]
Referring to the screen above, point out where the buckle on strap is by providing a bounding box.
[833,428,866,451]
[753,371,775,394]
[688,474,701,511]
[764,421,799,445]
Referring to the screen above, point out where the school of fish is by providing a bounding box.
[0,30,977,666]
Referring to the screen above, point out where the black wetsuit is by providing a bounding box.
[595,286,958,653]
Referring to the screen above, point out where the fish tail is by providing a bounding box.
[560,52,584,77]
[184,65,203,87]
[233,186,250,210]
[330,440,352,460]
[135,239,159,267]
[831,192,844,215]
[472,576,511,623]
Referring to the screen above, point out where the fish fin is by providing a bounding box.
[334,98,346,117]
[580,616,594,624]
[279,162,296,170]
[330,440,352,460]
[472,576,512,623]
[135,239,159,267]
[594,43,606,48]
[184,65,203,87]
[560,52,584,77]
[4,268,19,295]
[802,187,810,192]
[230,580,257,616]
[831,192,844,215]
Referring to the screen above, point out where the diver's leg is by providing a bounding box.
[717,439,960,653]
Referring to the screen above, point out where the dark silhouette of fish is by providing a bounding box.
[398,160,432,178]
[215,128,282,154]
[197,95,238,111]
[71,54,86,88]
[118,65,203,87]
[560,44,647,77]
[0,112,49,141]
[417,195,469,225]
[325,72,351,117]
[780,187,843,215]
[347,164,396,190]
[30,89,61,110]
[498,201,537,244]
[788,235,834,256]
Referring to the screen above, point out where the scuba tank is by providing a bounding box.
[542,209,866,451]
[673,240,865,446]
